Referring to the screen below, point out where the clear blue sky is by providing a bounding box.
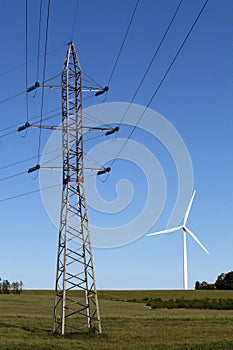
[0,0,232,290]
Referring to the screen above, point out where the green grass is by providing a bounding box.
[98,289,233,301]
[1,290,233,349]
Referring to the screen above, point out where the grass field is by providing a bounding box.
[1,290,233,349]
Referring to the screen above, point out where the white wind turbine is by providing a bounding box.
[147,190,209,290]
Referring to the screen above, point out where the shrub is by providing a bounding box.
[145,298,233,310]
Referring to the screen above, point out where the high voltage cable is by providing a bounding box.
[110,0,209,169]
[0,132,106,189]
[0,71,103,137]
[0,172,97,203]
[71,0,80,41]
[31,111,61,125]
[83,73,102,89]
[0,134,106,174]
[0,171,27,182]
[0,129,19,139]
[0,72,60,108]
[0,44,66,80]
[25,0,29,127]
[83,110,113,129]
[1,111,108,137]
[0,183,61,203]
[84,153,106,170]
[0,1,109,205]
[0,0,50,111]
[0,109,109,139]
[0,0,144,202]
[0,148,61,171]
[0,106,61,134]
[0,69,95,111]
[41,148,105,170]
[42,72,60,84]
[1,0,54,183]
[0,110,61,139]
[84,133,107,143]
[36,0,43,84]
[117,0,184,127]
[0,90,27,105]
[37,0,51,165]
[40,153,61,167]
[0,125,107,174]
[107,0,140,85]
[0,103,110,137]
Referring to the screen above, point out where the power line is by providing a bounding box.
[84,152,105,170]
[0,72,60,109]
[0,69,96,120]
[25,0,29,127]
[71,0,80,41]
[0,169,98,204]
[36,0,43,84]
[84,133,106,143]
[0,183,61,203]
[83,110,113,129]
[0,171,27,182]
[107,0,140,85]
[42,72,60,84]
[37,0,51,164]
[0,125,108,183]
[117,0,184,127]
[110,0,209,169]
[0,105,111,139]
[83,73,102,89]
[0,44,66,82]
[0,106,61,134]
[0,110,61,139]
[0,109,111,139]
[40,153,61,167]
[31,111,61,125]
[0,148,61,171]
[0,90,26,105]
[0,172,96,203]
[0,129,17,139]
[40,147,105,170]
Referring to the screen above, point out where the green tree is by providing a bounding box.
[2,280,11,294]
[200,281,209,290]
[195,281,200,290]
[19,280,23,293]
[215,271,233,290]
[11,281,20,294]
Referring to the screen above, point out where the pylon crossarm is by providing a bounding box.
[21,124,115,131]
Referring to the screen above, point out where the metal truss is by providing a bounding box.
[52,42,101,335]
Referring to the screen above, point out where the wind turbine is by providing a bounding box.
[147,190,209,290]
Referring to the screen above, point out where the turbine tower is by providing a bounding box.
[52,42,101,335]
[147,190,209,290]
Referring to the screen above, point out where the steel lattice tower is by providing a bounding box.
[53,42,101,335]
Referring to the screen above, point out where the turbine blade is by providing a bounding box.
[147,226,182,236]
[185,227,209,254]
[184,190,196,226]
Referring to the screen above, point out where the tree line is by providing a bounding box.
[195,271,233,290]
[0,278,23,294]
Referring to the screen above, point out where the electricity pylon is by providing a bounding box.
[52,42,101,335]
[18,40,114,335]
